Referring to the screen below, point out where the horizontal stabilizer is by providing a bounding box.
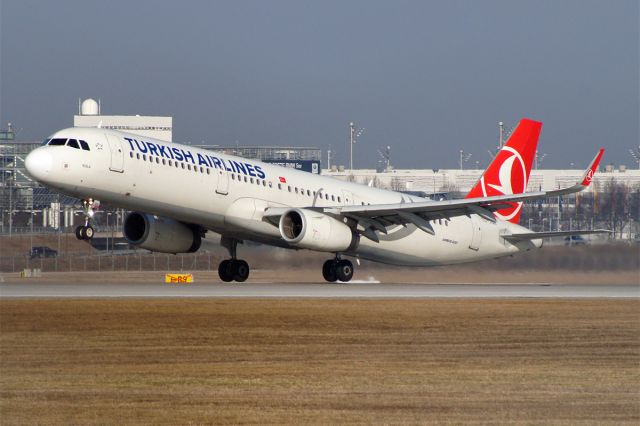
[504,229,611,241]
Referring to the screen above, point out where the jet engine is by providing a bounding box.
[123,212,201,254]
[278,208,356,252]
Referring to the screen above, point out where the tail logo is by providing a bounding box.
[480,146,528,221]
[585,169,594,183]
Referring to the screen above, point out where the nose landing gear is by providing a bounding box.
[322,256,354,283]
[75,198,99,241]
[218,237,250,282]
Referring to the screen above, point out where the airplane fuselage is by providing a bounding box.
[26,127,539,266]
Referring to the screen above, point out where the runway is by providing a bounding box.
[0,281,637,298]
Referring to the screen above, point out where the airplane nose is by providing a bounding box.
[25,148,53,181]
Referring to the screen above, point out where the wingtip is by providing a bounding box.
[580,148,605,186]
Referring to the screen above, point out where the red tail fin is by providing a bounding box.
[465,118,542,224]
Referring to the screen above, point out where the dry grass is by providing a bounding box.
[1,299,639,424]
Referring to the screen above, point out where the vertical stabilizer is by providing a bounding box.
[465,118,542,224]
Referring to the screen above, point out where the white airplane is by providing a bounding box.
[25,118,606,282]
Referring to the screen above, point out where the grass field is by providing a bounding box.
[1,299,638,424]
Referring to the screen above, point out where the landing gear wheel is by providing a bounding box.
[322,260,337,282]
[335,259,354,282]
[218,238,251,282]
[218,259,235,282]
[83,226,94,240]
[234,260,250,282]
[75,225,95,241]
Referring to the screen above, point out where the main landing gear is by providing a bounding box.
[322,256,354,283]
[75,198,98,241]
[218,237,250,282]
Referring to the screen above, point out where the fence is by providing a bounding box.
[0,252,222,273]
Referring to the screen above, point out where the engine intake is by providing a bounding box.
[279,208,355,252]
[123,212,201,254]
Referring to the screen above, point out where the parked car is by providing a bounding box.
[29,246,58,259]
[564,235,587,246]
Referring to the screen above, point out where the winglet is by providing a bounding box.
[580,148,604,187]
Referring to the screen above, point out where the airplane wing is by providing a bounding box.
[319,149,604,239]
[503,229,611,242]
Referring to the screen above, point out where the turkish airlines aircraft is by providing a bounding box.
[25,118,605,282]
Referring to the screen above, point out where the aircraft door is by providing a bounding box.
[105,134,124,173]
[215,169,229,195]
[469,215,482,250]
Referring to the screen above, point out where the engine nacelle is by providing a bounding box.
[123,212,201,254]
[278,208,355,252]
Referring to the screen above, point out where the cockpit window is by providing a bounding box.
[41,138,51,146]
[79,140,90,151]
[67,139,80,149]
[48,138,67,146]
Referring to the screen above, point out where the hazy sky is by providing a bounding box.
[1,0,638,169]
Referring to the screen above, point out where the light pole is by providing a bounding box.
[348,122,364,171]
[106,212,109,253]
[459,150,472,170]
[535,152,547,170]
[30,209,34,253]
[432,168,439,196]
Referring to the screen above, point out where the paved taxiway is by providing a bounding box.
[0,281,637,298]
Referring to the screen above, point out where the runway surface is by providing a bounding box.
[0,281,637,298]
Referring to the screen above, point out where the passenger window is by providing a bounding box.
[79,140,90,150]
[262,180,266,186]
[288,186,292,192]
[169,160,172,166]
[136,153,140,160]
[250,178,254,184]
[129,152,133,158]
[269,182,273,188]
[48,138,67,146]
[206,169,210,175]
[338,196,341,203]
[244,176,248,182]
[295,187,299,194]
[277,183,281,189]
[331,195,335,201]
[156,157,160,164]
[307,190,311,196]
[162,159,166,165]
[200,166,203,173]
[143,154,147,161]
[325,194,329,200]
[181,163,185,169]
[187,164,191,170]
[232,174,235,180]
